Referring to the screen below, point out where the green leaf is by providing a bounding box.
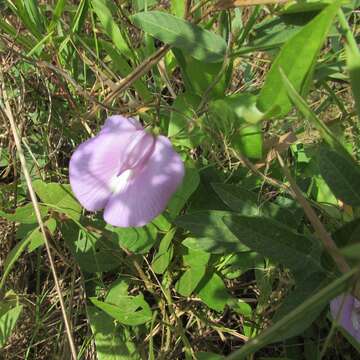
[220,251,261,279]
[281,0,334,14]
[90,294,152,326]
[226,268,357,359]
[227,298,253,337]
[32,180,82,220]
[257,1,341,117]
[61,220,123,273]
[231,93,264,123]
[333,218,360,248]
[108,224,158,254]
[211,184,259,216]
[152,228,175,274]
[318,146,360,206]
[87,306,140,360]
[151,214,172,232]
[183,248,211,268]
[0,299,23,348]
[208,93,263,126]
[91,0,132,58]
[212,183,299,227]
[0,218,55,289]
[132,11,227,63]
[0,203,48,224]
[175,248,210,296]
[1,239,32,290]
[247,13,316,52]
[168,93,198,137]
[341,243,360,260]
[175,266,207,297]
[27,218,57,252]
[197,272,230,312]
[176,211,249,254]
[168,166,200,217]
[91,278,152,326]
[170,0,185,17]
[346,44,360,119]
[173,53,228,97]
[223,215,323,277]
[232,123,263,160]
[132,0,157,12]
[168,92,204,148]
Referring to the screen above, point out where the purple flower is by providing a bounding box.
[330,293,360,342]
[69,115,184,227]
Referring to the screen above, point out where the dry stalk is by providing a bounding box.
[0,71,78,360]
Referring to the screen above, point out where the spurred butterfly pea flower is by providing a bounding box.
[330,293,360,342]
[69,115,184,227]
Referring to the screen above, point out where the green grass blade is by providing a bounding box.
[91,0,132,59]
[10,0,42,38]
[0,302,23,349]
[71,0,89,34]
[48,0,66,32]
[346,44,360,119]
[27,30,54,57]
[280,69,349,156]
[0,18,35,50]
[23,0,45,34]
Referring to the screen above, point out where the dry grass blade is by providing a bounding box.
[0,71,78,360]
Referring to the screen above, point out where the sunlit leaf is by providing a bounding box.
[257,1,341,117]
[132,11,227,63]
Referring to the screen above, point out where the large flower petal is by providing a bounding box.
[331,294,360,341]
[103,136,184,227]
[69,127,139,211]
[101,115,142,134]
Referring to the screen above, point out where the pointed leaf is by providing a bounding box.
[257,1,341,117]
[346,45,360,119]
[176,211,249,254]
[132,11,227,63]
[87,306,140,360]
[223,215,323,276]
[318,146,360,206]
[0,301,23,348]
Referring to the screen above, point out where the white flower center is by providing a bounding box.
[109,169,133,194]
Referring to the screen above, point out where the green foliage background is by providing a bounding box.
[0,0,360,359]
